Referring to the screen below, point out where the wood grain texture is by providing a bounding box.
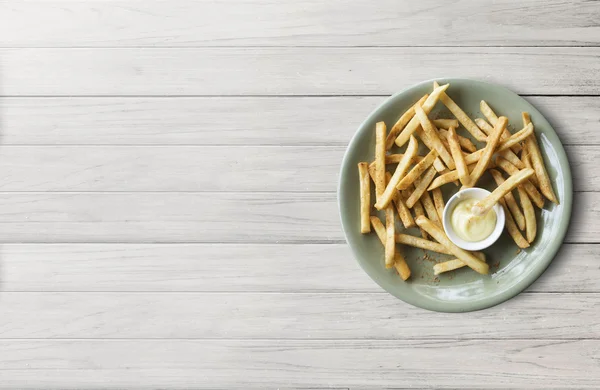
[3,48,600,96]
[0,1,599,47]
[0,291,599,339]
[1,96,597,146]
[0,144,591,191]
[2,339,600,389]
[0,243,592,293]
[0,191,591,243]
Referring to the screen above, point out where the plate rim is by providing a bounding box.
[337,77,574,313]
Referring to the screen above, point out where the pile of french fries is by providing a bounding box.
[358,82,558,279]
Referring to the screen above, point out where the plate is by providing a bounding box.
[337,78,573,312]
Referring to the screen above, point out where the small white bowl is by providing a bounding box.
[442,187,505,251]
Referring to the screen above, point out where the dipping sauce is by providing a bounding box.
[450,198,497,242]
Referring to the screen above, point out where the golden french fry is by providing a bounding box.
[386,172,415,229]
[427,164,476,190]
[480,100,499,126]
[420,189,441,227]
[374,121,386,202]
[501,148,526,169]
[383,154,423,165]
[489,169,526,231]
[434,81,487,141]
[496,156,545,208]
[432,187,445,222]
[385,206,395,268]
[415,216,489,274]
[521,149,540,187]
[394,252,411,281]
[414,105,455,169]
[396,150,438,190]
[476,116,522,154]
[438,128,477,153]
[433,119,459,129]
[499,198,530,248]
[395,83,450,147]
[447,127,471,186]
[406,165,438,208]
[371,216,408,276]
[375,136,418,210]
[411,195,429,240]
[357,162,371,233]
[386,94,429,150]
[469,116,507,187]
[396,233,451,254]
[517,186,537,243]
[499,123,533,152]
[472,168,534,216]
[523,112,559,204]
[433,252,486,275]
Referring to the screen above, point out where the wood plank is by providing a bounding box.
[0,292,599,339]
[0,191,591,243]
[1,1,599,47]
[0,146,342,192]
[1,339,599,389]
[0,243,595,293]
[0,144,591,191]
[1,96,597,146]
[2,48,600,96]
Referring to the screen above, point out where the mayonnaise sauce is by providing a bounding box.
[450,198,497,242]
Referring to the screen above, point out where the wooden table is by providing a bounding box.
[0,1,599,388]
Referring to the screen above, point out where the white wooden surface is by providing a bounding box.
[0,1,599,389]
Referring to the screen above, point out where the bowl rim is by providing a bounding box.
[442,187,506,251]
[337,77,573,312]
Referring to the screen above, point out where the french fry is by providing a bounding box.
[434,81,487,141]
[387,172,415,228]
[500,148,526,170]
[432,188,445,221]
[415,216,489,274]
[395,83,450,147]
[414,105,455,169]
[496,156,545,208]
[433,252,486,275]
[375,136,418,210]
[386,94,429,150]
[371,216,407,275]
[406,165,438,208]
[396,149,438,190]
[499,198,530,248]
[415,128,449,172]
[480,100,522,153]
[383,154,423,165]
[428,163,477,190]
[385,206,395,268]
[420,189,441,227]
[396,233,451,254]
[480,100,499,126]
[447,126,471,186]
[521,150,540,187]
[489,169,526,231]
[374,121,386,202]
[394,252,411,281]
[433,119,459,129]
[523,112,559,204]
[518,186,537,243]
[357,162,371,233]
[469,116,508,186]
[499,123,533,152]
[474,118,494,134]
[411,196,429,240]
[472,168,534,216]
[438,128,477,153]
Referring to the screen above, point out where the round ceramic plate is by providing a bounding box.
[338,78,573,312]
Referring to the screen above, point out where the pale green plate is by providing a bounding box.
[338,78,573,312]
